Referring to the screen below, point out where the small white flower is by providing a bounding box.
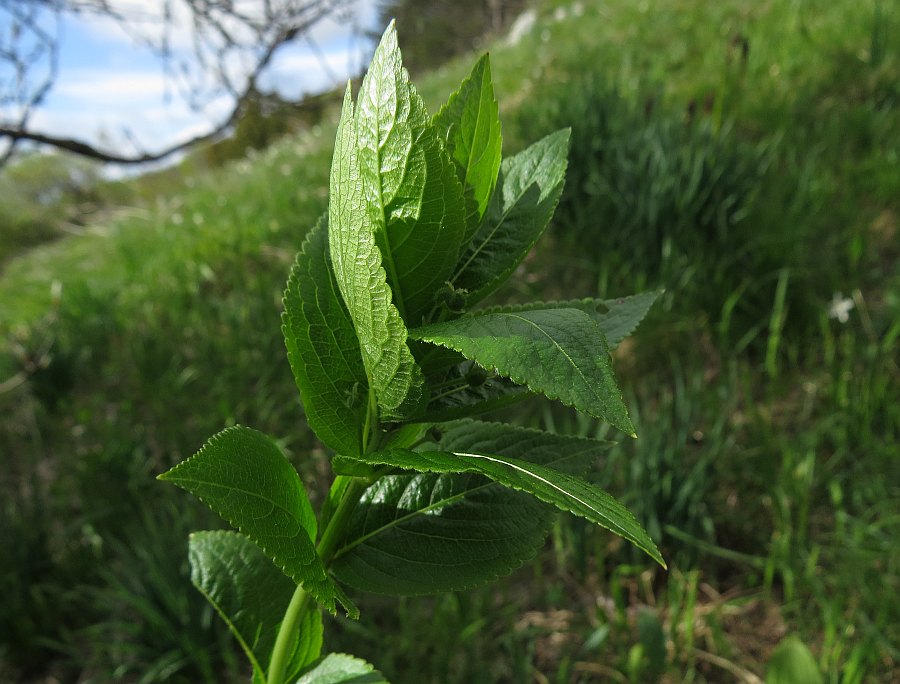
[827,292,854,323]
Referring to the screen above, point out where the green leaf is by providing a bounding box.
[592,291,662,348]
[411,308,635,435]
[766,636,823,684]
[158,426,357,617]
[328,81,424,420]
[188,531,322,683]
[479,290,663,349]
[421,378,531,424]
[338,443,664,567]
[417,350,531,422]
[355,22,467,326]
[331,421,608,595]
[296,653,388,683]
[420,355,531,422]
[283,215,368,457]
[433,53,502,237]
[452,129,569,303]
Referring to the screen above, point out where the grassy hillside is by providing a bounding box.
[2,1,897,682]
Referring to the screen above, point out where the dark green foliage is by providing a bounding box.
[374,1,526,72]
[160,23,660,682]
[77,500,243,684]
[512,75,770,306]
[331,421,610,594]
[1,1,897,681]
[189,531,323,682]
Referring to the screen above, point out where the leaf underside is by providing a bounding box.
[189,531,322,683]
[328,81,424,421]
[411,307,635,435]
[331,421,609,594]
[336,425,663,567]
[158,426,357,617]
[356,24,467,326]
[283,214,368,457]
[297,652,388,683]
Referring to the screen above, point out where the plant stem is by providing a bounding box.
[317,477,369,564]
[265,477,369,684]
[266,585,309,684]
[268,390,377,684]
[361,386,379,454]
[429,382,470,403]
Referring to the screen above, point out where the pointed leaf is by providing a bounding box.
[283,215,368,457]
[356,22,467,325]
[479,290,663,349]
[452,129,569,303]
[331,421,609,594]
[328,82,424,420]
[189,531,322,682]
[296,653,388,684]
[338,445,664,567]
[158,426,357,617]
[411,308,635,434]
[433,53,502,237]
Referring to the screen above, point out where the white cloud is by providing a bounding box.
[262,44,358,97]
[53,71,169,101]
[33,68,234,155]
[25,0,381,156]
[76,0,379,54]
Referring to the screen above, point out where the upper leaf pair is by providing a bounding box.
[306,22,637,437]
[327,22,471,422]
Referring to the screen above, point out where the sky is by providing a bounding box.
[4,0,380,164]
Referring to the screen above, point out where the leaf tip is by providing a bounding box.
[377,19,398,52]
[654,551,668,570]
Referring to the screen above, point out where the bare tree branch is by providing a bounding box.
[0,0,356,166]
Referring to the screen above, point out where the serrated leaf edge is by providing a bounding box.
[411,312,636,436]
[455,128,570,304]
[332,421,616,594]
[474,289,664,349]
[158,427,357,617]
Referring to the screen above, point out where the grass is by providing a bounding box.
[1,0,898,681]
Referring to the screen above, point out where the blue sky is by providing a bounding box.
[17,1,379,160]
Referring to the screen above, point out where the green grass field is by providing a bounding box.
[1,1,897,682]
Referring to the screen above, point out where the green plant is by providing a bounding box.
[158,23,664,684]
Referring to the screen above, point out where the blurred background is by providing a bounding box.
[1,0,897,682]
